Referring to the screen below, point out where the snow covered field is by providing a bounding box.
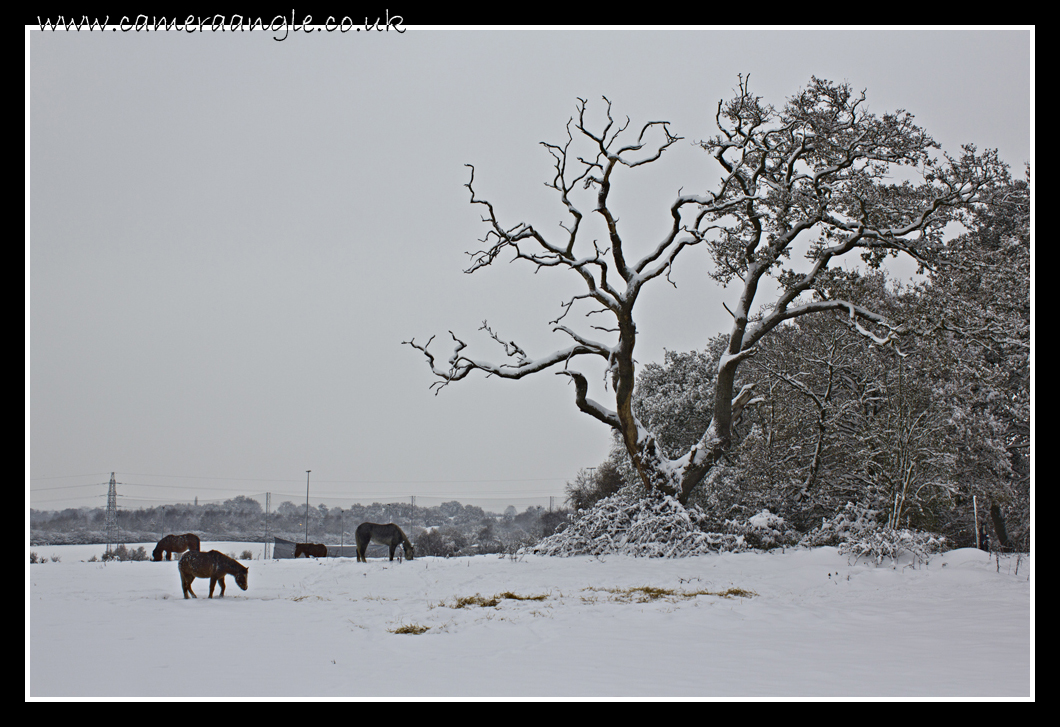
[28,542,1031,699]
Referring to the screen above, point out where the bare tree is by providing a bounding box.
[406,76,1006,506]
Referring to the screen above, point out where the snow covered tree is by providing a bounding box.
[919,173,1030,549]
[629,344,727,460]
[855,346,955,533]
[709,303,891,525]
[223,495,263,516]
[407,76,1007,506]
[565,460,626,511]
[618,278,952,532]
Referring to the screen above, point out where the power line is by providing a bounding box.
[29,494,109,505]
[38,471,570,485]
[117,472,301,483]
[29,469,576,511]
[29,472,111,481]
[31,482,111,492]
[31,474,572,497]
[30,488,566,506]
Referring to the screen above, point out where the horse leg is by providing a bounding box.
[209,575,217,598]
[217,575,226,597]
[182,575,196,599]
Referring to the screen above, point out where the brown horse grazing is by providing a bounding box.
[294,543,327,558]
[355,522,414,562]
[153,533,201,562]
[178,550,248,599]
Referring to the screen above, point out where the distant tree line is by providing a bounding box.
[30,496,571,555]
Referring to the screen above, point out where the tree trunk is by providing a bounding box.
[989,501,1013,552]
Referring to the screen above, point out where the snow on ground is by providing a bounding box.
[28,542,1031,699]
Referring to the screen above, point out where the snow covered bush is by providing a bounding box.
[100,544,148,562]
[799,502,881,548]
[526,494,799,557]
[723,509,799,551]
[798,503,947,566]
[527,493,718,557]
[838,528,947,567]
[415,525,492,557]
[525,492,948,563]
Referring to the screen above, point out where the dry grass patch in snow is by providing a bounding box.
[446,591,550,609]
[583,585,758,603]
[389,623,430,635]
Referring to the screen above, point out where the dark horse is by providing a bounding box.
[294,543,327,558]
[153,533,201,562]
[178,550,248,599]
[355,522,414,562]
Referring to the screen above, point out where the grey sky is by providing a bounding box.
[29,27,1031,514]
